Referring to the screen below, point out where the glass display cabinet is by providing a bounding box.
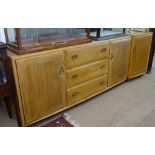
[125,28,149,34]
[4,28,91,54]
[88,28,125,40]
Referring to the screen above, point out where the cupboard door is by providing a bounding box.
[16,51,66,124]
[128,34,152,78]
[108,37,131,87]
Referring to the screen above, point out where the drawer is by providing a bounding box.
[67,75,107,105]
[65,42,109,69]
[66,59,108,88]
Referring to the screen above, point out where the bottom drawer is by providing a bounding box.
[67,75,107,105]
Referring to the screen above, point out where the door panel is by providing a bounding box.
[128,34,152,78]
[108,37,131,87]
[16,51,66,124]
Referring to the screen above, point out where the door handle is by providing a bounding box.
[72,91,79,98]
[99,81,105,86]
[100,65,106,69]
[133,47,136,54]
[101,47,107,52]
[59,66,64,77]
[109,55,114,61]
[72,74,78,80]
[71,55,79,60]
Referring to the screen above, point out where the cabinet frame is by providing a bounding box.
[4,28,91,55]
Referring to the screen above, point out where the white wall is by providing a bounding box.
[0,28,6,43]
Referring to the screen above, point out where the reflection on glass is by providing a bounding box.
[0,52,7,85]
[89,28,124,39]
[20,28,87,47]
[7,28,17,45]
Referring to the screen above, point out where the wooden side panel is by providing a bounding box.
[66,59,108,88]
[65,42,109,69]
[128,34,152,78]
[67,75,107,105]
[16,51,66,124]
[108,37,131,87]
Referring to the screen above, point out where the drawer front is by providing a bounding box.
[66,59,108,88]
[65,43,109,69]
[67,75,107,105]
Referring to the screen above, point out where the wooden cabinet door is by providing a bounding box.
[16,51,66,124]
[108,37,131,87]
[128,34,152,78]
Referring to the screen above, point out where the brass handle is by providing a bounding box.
[72,74,78,80]
[99,81,105,86]
[59,66,64,77]
[101,47,107,52]
[133,47,136,54]
[100,65,106,69]
[71,55,79,60]
[72,91,79,98]
[109,55,114,61]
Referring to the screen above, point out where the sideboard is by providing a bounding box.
[7,32,152,126]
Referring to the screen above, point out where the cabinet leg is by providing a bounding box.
[4,96,13,118]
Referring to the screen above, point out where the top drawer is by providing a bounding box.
[65,42,110,69]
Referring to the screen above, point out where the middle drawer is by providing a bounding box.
[66,59,108,88]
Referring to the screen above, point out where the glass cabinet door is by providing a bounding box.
[6,28,18,46]
[89,28,124,40]
[19,28,88,47]
[4,28,91,55]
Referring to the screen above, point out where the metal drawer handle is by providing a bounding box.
[72,91,79,98]
[71,55,79,60]
[100,65,106,69]
[101,47,107,52]
[99,81,105,86]
[72,74,78,80]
